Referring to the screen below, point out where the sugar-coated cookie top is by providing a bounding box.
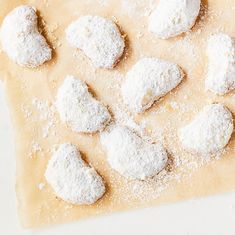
[149,0,201,39]
[45,143,106,205]
[66,15,125,69]
[0,5,52,67]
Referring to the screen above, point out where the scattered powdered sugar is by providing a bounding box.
[121,0,155,18]
[32,98,57,138]
[42,20,62,50]
[112,100,142,130]
[179,104,234,155]
[149,0,201,39]
[167,33,199,70]
[21,103,33,118]
[45,143,106,205]
[31,141,42,153]
[127,169,181,201]
[118,119,225,203]
[105,83,228,203]
[108,141,211,204]
[28,140,43,159]
[0,5,52,68]
[100,125,168,180]
[38,183,45,190]
[170,101,180,110]
[121,57,184,113]
[56,75,111,133]
[32,98,55,121]
[66,15,125,69]
[21,97,58,159]
[206,33,235,95]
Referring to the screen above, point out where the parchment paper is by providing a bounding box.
[1,0,235,228]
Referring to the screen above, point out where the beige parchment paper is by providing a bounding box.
[1,0,235,228]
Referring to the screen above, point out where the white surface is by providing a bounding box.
[1,82,235,235]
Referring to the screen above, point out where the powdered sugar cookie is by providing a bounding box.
[179,104,233,155]
[205,33,235,95]
[121,58,184,113]
[149,0,201,39]
[0,5,52,68]
[101,125,168,180]
[45,143,106,205]
[66,15,125,69]
[56,75,111,133]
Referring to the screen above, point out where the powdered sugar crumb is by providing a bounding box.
[29,141,43,158]
[38,183,45,190]
[32,98,57,138]
[121,0,155,18]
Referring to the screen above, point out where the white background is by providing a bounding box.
[1,82,235,235]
